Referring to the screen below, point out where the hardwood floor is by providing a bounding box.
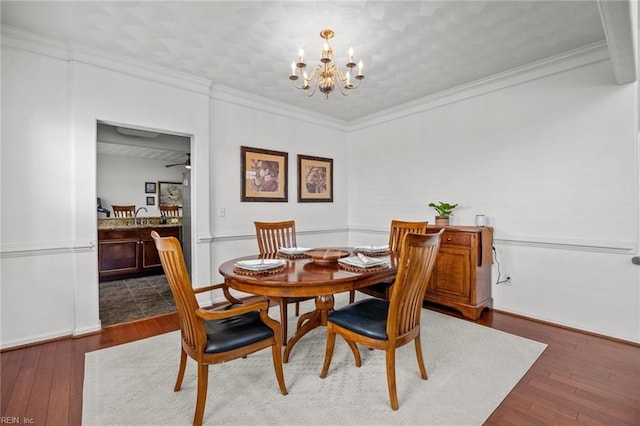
[1,307,638,425]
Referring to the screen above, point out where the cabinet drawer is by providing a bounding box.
[98,229,138,240]
[441,232,472,247]
[98,240,139,273]
[139,227,180,241]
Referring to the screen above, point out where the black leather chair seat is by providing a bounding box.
[204,311,274,353]
[328,298,389,341]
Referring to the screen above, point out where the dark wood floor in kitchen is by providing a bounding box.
[99,275,176,326]
[1,304,639,425]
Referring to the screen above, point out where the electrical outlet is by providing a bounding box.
[497,276,511,285]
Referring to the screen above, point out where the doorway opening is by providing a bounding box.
[96,122,191,326]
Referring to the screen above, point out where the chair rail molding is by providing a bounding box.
[209,227,348,243]
[0,240,96,258]
[490,235,634,255]
[349,226,635,255]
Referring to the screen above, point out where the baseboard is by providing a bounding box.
[493,308,640,347]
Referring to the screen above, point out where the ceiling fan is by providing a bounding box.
[165,153,191,169]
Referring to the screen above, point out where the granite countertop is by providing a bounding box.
[98,217,182,230]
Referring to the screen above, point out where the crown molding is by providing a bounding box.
[3,25,616,132]
[597,0,637,84]
[348,41,611,131]
[210,84,349,131]
[70,46,212,96]
[1,25,70,60]
[1,25,212,96]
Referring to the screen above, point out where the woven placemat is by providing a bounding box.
[339,263,390,273]
[352,249,390,257]
[233,264,287,275]
[277,252,309,259]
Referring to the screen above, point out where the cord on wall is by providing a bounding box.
[492,246,511,285]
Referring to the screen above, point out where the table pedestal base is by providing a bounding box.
[283,294,334,363]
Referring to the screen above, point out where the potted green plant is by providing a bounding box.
[428,202,458,226]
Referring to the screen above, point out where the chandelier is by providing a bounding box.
[289,29,365,99]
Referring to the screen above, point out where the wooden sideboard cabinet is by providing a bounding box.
[98,226,180,282]
[424,225,493,320]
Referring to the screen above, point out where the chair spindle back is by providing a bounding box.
[112,205,135,217]
[388,220,429,252]
[254,220,297,255]
[151,232,205,352]
[387,230,443,339]
[160,205,181,217]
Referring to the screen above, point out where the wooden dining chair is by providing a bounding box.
[151,231,288,426]
[254,220,313,345]
[349,220,428,302]
[112,205,135,217]
[160,205,181,217]
[320,229,444,410]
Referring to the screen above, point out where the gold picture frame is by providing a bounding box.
[241,146,288,202]
[298,154,333,202]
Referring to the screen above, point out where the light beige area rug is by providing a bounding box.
[83,296,546,426]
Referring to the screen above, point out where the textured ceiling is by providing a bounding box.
[97,123,190,161]
[2,1,607,122]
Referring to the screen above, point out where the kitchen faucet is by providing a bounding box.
[134,207,148,225]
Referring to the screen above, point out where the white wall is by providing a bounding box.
[208,90,350,283]
[348,60,639,342]
[1,33,212,347]
[97,154,185,217]
[1,45,76,344]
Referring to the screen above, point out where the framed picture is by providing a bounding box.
[241,146,288,202]
[158,181,183,207]
[298,154,333,202]
[146,196,155,206]
[145,182,156,194]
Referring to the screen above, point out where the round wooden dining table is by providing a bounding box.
[219,250,399,362]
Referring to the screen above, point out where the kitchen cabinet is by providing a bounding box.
[424,225,493,320]
[98,226,180,281]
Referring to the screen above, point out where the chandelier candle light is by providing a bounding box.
[289,29,365,99]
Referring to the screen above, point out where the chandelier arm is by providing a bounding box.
[333,66,348,82]
[291,80,307,90]
[292,64,323,91]
[302,66,321,87]
[349,78,362,89]
[331,65,358,94]
[331,64,360,93]
[304,81,318,97]
[336,81,353,96]
[306,64,322,81]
